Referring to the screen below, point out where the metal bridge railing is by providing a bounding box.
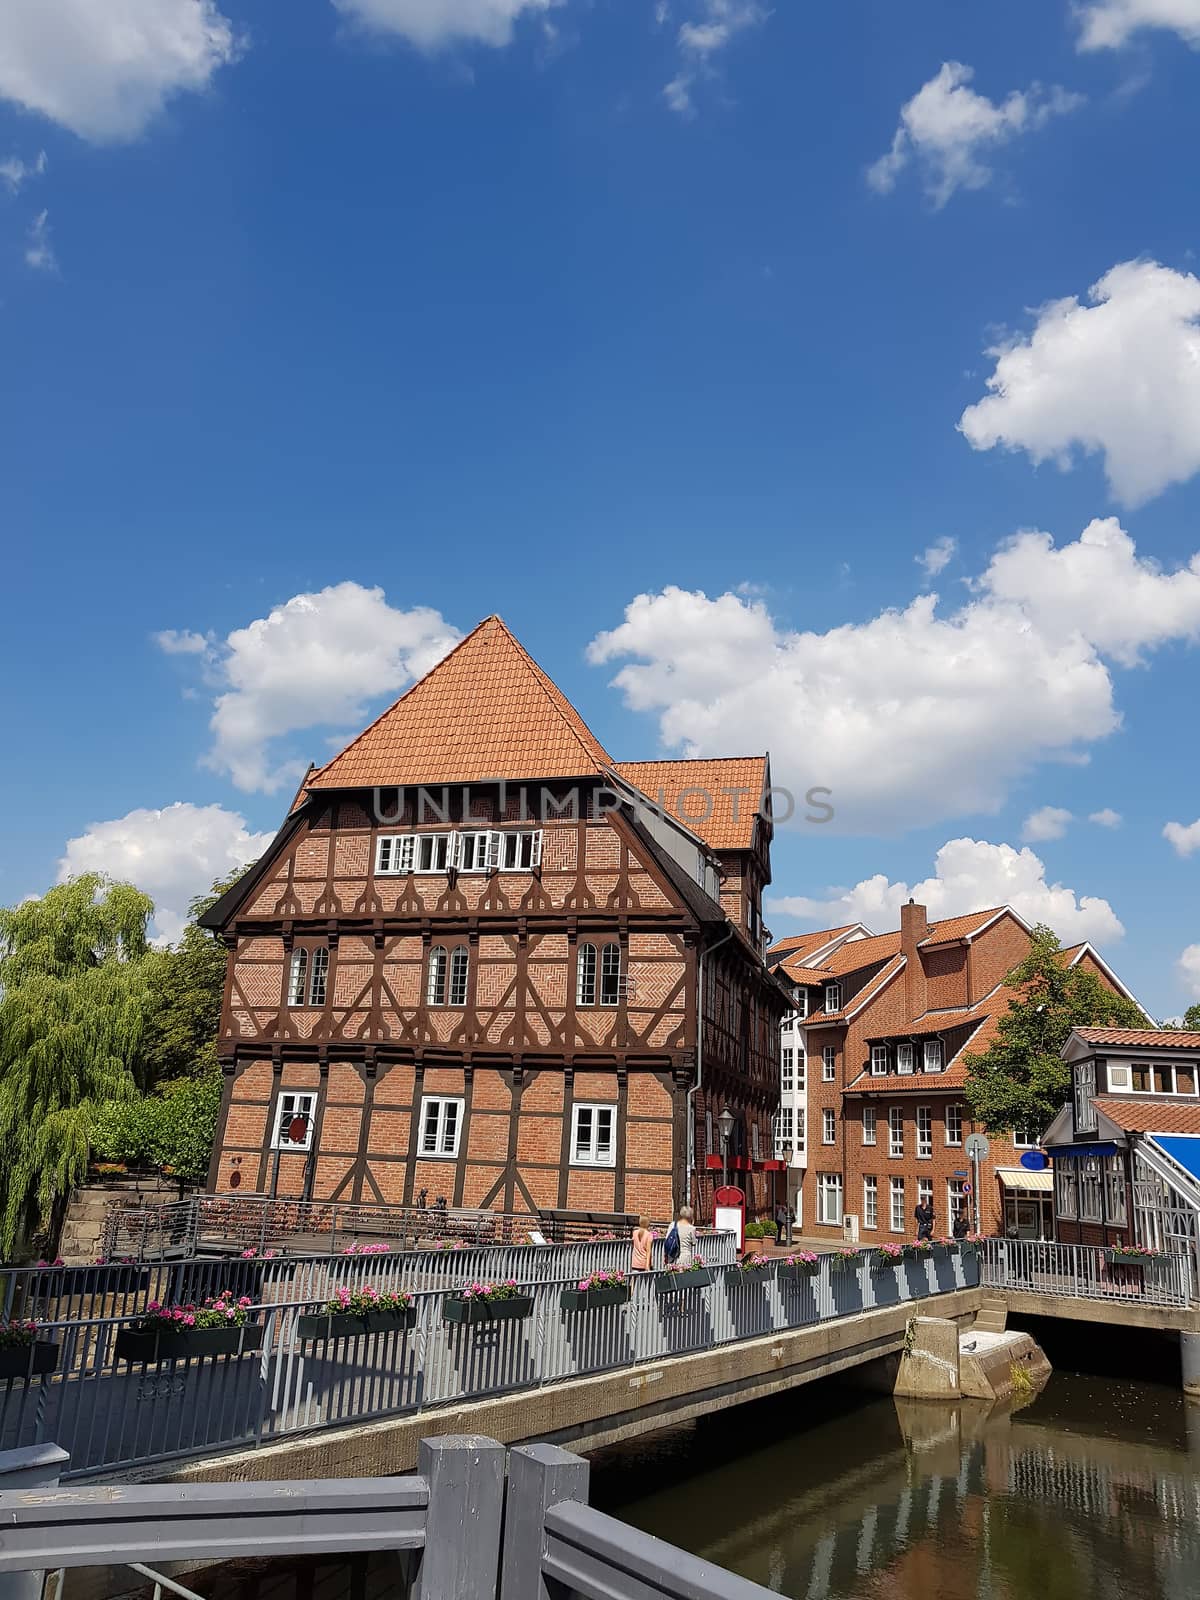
[978,1237,1193,1306]
[0,1245,977,1480]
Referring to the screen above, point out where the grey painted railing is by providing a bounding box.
[979,1238,1193,1306]
[0,1246,977,1480]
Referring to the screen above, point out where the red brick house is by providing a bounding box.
[201,616,788,1226]
[767,905,1141,1241]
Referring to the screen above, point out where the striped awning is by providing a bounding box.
[996,1166,1054,1193]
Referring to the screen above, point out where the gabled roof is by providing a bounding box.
[308,615,613,790]
[1073,1028,1200,1051]
[918,907,1013,948]
[1093,1097,1200,1136]
[615,757,768,851]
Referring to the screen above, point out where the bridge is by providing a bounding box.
[979,1238,1200,1330]
[0,1238,979,1482]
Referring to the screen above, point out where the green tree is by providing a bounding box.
[1179,1004,1200,1031]
[0,876,153,1255]
[963,925,1146,1137]
[92,1068,223,1184]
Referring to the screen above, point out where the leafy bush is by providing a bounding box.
[92,1068,222,1184]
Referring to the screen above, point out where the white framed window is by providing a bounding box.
[776,1105,794,1152]
[870,1045,889,1076]
[794,990,809,1019]
[796,1057,806,1092]
[916,1106,932,1160]
[577,942,622,1006]
[287,947,328,1007]
[822,1046,836,1082]
[572,1102,616,1167]
[287,948,308,1007]
[1074,1060,1097,1133]
[1056,1161,1078,1220]
[273,1091,317,1150]
[923,1040,944,1074]
[822,1107,836,1144]
[948,1177,967,1218]
[1013,1127,1038,1149]
[1107,1062,1132,1092]
[863,1175,878,1230]
[825,982,842,1014]
[896,1043,914,1076]
[888,1105,904,1157]
[308,947,329,1007]
[1129,1061,1200,1096]
[427,946,447,1006]
[500,829,543,871]
[863,1105,877,1146]
[376,834,416,875]
[817,1174,843,1226]
[420,1096,463,1158]
[781,1046,795,1094]
[415,833,454,874]
[448,946,469,1007]
[376,829,543,876]
[1080,1153,1103,1222]
[889,1177,905,1234]
[1105,1154,1127,1225]
[945,1104,963,1147]
[456,831,492,872]
[427,945,470,1007]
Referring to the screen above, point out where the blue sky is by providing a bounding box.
[3,0,1200,1016]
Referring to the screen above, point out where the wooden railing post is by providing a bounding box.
[414,1436,505,1600]
[500,1443,590,1600]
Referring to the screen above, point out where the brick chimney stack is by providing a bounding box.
[901,899,928,1020]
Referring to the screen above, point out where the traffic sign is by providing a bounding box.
[1019,1150,1048,1171]
[952,1170,968,1177]
[964,1133,990,1161]
[961,1182,972,1195]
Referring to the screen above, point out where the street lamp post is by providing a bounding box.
[718,1107,734,1190]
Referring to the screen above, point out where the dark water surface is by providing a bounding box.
[589,1371,1200,1599]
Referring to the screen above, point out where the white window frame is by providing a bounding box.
[863,1175,878,1231]
[419,1096,464,1158]
[781,1046,795,1095]
[916,1105,933,1160]
[1107,1062,1132,1092]
[888,1105,904,1158]
[825,982,842,1014]
[817,1174,843,1226]
[923,1039,944,1074]
[307,946,329,1007]
[1105,1153,1128,1225]
[1074,1060,1097,1134]
[499,829,544,872]
[427,946,448,1006]
[822,1046,837,1082]
[794,989,809,1020]
[1056,1161,1078,1220]
[822,1107,836,1145]
[889,1177,905,1234]
[448,946,469,1008]
[376,834,416,875]
[945,1104,963,1147]
[863,1105,877,1146]
[917,1177,934,1219]
[286,948,309,1008]
[1012,1127,1038,1150]
[571,1102,616,1168]
[273,1091,317,1151]
[870,1045,889,1076]
[947,1177,967,1224]
[1080,1153,1103,1222]
[896,1043,914,1076]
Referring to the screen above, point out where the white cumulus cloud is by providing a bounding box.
[1076,0,1200,51]
[0,0,239,143]
[1178,943,1200,999]
[867,61,1081,209]
[664,0,766,115]
[59,801,273,945]
[767,836,1125,946]
[916,537,957,579]
[1165,817,1200,857]
[959,259,1200,507]
[1022,805,1073,842]
[589,518,1200,835]
[1089,808,1122,827]
[331,0,558,50]
[159,582,461,793]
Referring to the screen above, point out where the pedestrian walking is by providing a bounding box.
[631,1215,654,1272]
[774,1203,789,1247]
[914,1198,935,1240]
[675,1204,698,1267]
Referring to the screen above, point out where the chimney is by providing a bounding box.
[901,899,928,1020]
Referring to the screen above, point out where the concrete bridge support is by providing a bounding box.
[1181,1331,1200,1398]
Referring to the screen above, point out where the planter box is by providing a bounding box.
[295,1307,417,1341]
[872,1255,904,1275]
[829,1256,861,1272]
[559,1284,631,1313]
[28,1264,151,1299]
[778,1263,819,1283]
[1104,1250,1156,1268]
[734,1265,774,1280]
[114,1324,265,1364]
[0,1342,60,1380]
[442,1295,534,1328]
[931,1243,956,1256]
[654,1269,713,1295]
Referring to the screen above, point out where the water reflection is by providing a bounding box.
[589,1377,1200,1600]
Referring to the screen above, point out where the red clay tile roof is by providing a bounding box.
[781,964,839,985]
[309,616,613,790]
[616,757,767,851]
[1076,1028,1200,1050]
[847,994,1011,1094]
[769,926,859,961]
[1094,1097,1200,1135]
[801,953,906,1026]
[918,908,1009,947]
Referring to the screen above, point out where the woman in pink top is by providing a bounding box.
[631,1216,654,1272]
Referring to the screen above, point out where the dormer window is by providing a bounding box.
[870,1045,889,1076]
[896,1043,915,1076]
[923,1040,943,1074]
[825,982,842,1013]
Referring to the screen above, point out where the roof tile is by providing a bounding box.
[1077,1028,1200,1050]
[616,758,767,851]
[1094,1097,1200,1135]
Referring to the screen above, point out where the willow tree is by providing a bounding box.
[0,875,153,1256]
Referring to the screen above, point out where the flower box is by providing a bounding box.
[931,1242,956,1256]
[778,1262,819,1283]
[1104,1249,1157,1267]
[0,1342,60,1380]
[114,1324,265,1364]
[442,1295,534,1327]
[735,1265,774,1280]
[654,1268,713,1295]
[872,1252,905,1274]
[829,1255,861,1272]
[559,1284,631,1312]
[295,1307,417,1340]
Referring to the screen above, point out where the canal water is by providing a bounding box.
[589,1363,1200,1599]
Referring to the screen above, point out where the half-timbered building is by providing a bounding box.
[201,616,788,1225]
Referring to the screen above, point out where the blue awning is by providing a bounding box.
[1149,1134,1200,1180]
[1047,1143,1119,1160]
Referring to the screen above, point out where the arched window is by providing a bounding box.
[576,943,597,1007]
[448,946,469,1007]
[427,946,448,1006]
[599,943,622,1007]
[308,947,329,1007]
[286,949,308,1007]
